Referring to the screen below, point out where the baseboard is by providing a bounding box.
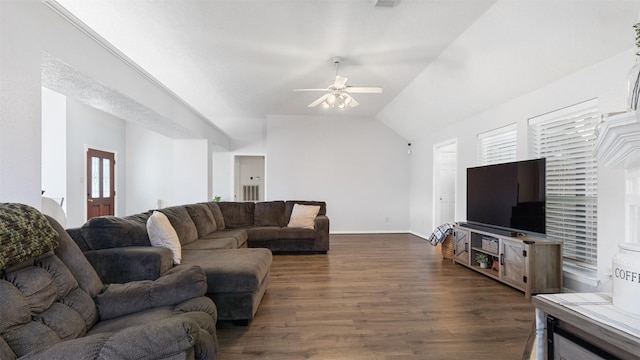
[409,231,429,240]
[330,230,411,235]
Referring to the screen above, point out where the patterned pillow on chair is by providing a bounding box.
[0,203,58,270]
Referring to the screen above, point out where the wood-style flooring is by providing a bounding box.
[217,234,535,359]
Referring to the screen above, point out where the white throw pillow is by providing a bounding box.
[287,204,320,229]
[146,211,182,264]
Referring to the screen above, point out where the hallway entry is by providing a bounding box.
[234,155,265,202]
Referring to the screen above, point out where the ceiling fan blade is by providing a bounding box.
[308,93,330,107]
[348,96,360,108]
[344,86,383,94]
[294,88,329,92]
[334,75,348,89]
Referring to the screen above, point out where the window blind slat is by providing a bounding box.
[529,100,598,268]
[477,125,517,166]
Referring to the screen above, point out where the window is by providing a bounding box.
[529,99,599,269]
[477,124,517,165]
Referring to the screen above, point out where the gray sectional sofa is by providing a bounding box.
[0,203,218,360]
[67,200,329,323]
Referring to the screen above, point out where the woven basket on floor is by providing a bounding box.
[441,234,454,260]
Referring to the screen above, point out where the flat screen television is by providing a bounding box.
[466,158,546,236]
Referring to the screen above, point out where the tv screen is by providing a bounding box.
[466,158,546,235]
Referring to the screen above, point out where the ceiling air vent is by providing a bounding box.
[371,0,398,7]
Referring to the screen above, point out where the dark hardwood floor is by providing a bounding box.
[217,234,535,359]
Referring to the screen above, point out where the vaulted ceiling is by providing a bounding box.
[53,0,640,142]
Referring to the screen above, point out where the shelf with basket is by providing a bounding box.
[469,232,500,274]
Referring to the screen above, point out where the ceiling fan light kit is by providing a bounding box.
[323,92,353,109]
[294,56,382,110]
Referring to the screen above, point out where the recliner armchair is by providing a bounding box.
[0,203,218,359]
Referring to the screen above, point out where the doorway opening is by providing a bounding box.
[86,148,115,219]
[433,140,457,226]
[234,155,265,202]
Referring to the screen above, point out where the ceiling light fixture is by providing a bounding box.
[324,92,352,110]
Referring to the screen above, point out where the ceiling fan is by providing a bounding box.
[294,56,383,109]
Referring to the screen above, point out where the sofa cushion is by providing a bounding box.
[147,211,182,265]
[200,229,248,248]
[218,202,255,229]
[185,204,217,237]
[181,238,237,250]
[287,204,320,229]
[202,201,225,230]
[47,215,105,298]
[158,206,199,246]
[180,248,272,293]
[246,227,281,241]
[253,201,286,227]
[0,254,99,357]
[79,214,150,250]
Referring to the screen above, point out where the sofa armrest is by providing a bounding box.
[21,317,199,360]
[84,246,174,283]
[96,265,208,321]
[313,215,330,252]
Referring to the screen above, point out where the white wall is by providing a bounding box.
[399,49,633,291]
[125,124,211,213]
[172,139,210,205]
[66,97,126,227]
[0,1,43,207]
[41,87,67,211]
[266,115,410,233]
[125,124,174,213]
[212,151,233,202]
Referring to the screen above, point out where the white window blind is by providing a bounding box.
[529,99,599,269]
[477,124,517,165]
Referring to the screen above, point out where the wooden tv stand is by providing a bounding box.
[452,224,563,298]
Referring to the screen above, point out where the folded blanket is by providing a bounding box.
[428,223,453,246]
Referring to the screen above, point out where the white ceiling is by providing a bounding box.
[53,0,640,143]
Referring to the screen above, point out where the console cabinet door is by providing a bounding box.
[500,238,525,290]
[453,228,470,265]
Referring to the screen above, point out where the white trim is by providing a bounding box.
[528,98,598,126]
[410,231,429,240]
[477,123,517,139]
[232,153,267,201]
[330,230,411,235]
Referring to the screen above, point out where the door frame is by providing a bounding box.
[432,139,457,228]
[231,153,267,202]
[85,145,117,221]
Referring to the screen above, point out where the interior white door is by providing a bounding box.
[434,142,457,225]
